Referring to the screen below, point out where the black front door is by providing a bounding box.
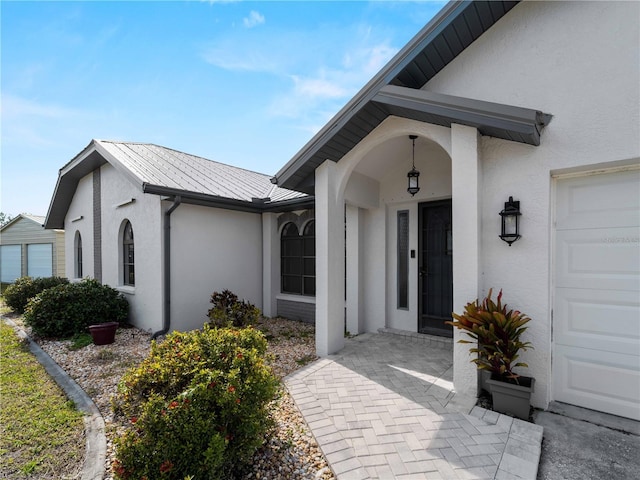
[418,200,453,337]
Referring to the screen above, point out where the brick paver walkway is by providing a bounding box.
[286,331,542,480]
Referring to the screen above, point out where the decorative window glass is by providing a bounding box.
[397,211,409,309]
[281,221,315,296]
[123,221,135,286]
[74,231,83,278]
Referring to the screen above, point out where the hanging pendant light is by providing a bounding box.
[407,135,420,196]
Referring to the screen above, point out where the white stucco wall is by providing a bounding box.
[169,203,263,333]
[422,0,640,408]
[99,163,164,333]
[64,173,94,280]
[63,164,164,332]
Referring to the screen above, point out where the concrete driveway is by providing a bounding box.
[534,402,640,480]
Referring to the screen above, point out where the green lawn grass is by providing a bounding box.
[0,322,85,478]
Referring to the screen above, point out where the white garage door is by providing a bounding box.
[27,244,52,278]
[554,168,640,420]
[0,245,21,283]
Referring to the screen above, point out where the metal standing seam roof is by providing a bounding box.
[97,141,303,202]
[44,140,310,229]
[271,0,552,194]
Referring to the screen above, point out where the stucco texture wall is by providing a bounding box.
[64,173,94,280]
[169,203,263,333]
[424,0,640,408]
[99,163,163,333]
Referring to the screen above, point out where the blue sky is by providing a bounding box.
[1,0,445,217]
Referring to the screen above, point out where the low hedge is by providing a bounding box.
[112,325,278,480]
[23,278,128,338]
[3,276,69,314]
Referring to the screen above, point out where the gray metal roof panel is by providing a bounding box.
[45,140,307,229]
[95,140,306,203]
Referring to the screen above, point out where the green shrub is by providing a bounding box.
[207,289,260,328]
[112,325,278,480]
[3,276,69,314]
[23,278,128,338]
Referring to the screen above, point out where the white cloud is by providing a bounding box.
[202,47,279,72]
[201,18,400,131]
[243,10,265,29]
[291,75,347,99]
[267,37,397,122]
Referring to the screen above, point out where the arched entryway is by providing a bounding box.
[341,125,453,339]
[315,117,482,398]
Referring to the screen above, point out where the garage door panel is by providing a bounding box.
[554,345,640,421]
[556,170,640,230]
[27,244,52,278]
[554,169,640,420]
[554,288,640,356]
[0,245,21,283]
[556,227,640,291]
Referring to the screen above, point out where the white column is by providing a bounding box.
[316,160,345,356]
[451,123,481,397]
[261,212,279,317]
[346,204,363,335]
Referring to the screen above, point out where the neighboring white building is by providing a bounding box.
[46,1,639,421]
[45,140,315,334]
[0,214,65,284]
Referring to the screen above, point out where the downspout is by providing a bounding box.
[152,195,182,339]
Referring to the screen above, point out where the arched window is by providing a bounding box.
[122,221,135,286]
[281,221,315,296]
[74,231,83,278]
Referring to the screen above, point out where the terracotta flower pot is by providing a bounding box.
[88,322,119,345]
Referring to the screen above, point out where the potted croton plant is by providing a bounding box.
[447,289,534,420]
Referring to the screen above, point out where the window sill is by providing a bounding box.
[117,285,135,295]
[276,293,315,304]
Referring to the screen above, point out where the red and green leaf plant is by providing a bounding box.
[446,289,533,382]
[207,289,260,328]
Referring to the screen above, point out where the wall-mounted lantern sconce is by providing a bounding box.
[499,196,521,246]
[407,135,420,196]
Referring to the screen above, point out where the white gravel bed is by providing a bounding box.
[33,318,334,480]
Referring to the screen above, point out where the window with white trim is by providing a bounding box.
[122,221,135,286]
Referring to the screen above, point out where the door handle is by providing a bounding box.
[419,267,427,277]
